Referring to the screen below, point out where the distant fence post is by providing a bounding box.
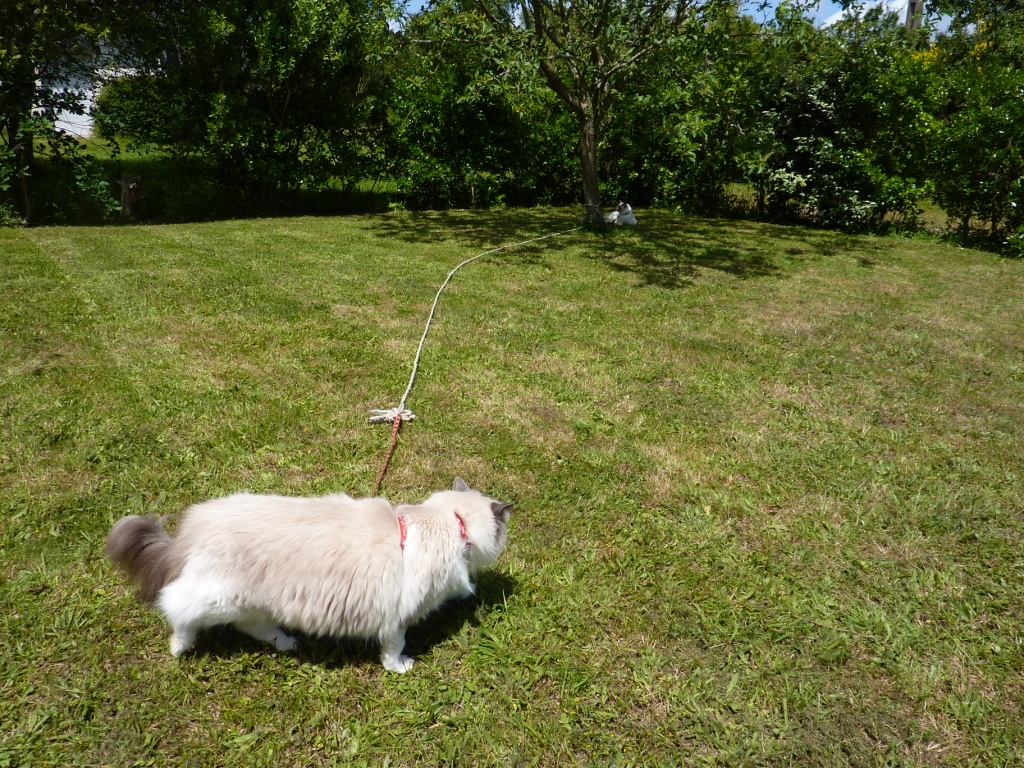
[119,176,143,219]
[905,0,924,30]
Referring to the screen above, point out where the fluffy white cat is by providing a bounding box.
[105,478,512,672]
[605,201,638,226]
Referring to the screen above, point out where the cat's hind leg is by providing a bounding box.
[379,629,414,673]
[234,618,297,652]
[170,624,198,656]
[159,571,215,656]
[160,580,202,656]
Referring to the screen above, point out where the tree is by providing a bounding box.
[95,0,397,203]
[929,0,1024,65]
[925,0,1024,248]
[382,5,578,209]
[1,0,109,222]
[741,2,937,229]
[605,6,764,211]
[468,0,733,227]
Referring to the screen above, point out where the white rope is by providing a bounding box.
[369,226,582,424]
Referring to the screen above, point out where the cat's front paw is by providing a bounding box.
[274,633,297,652]
[382,654,415,673]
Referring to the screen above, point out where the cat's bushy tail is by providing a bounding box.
[105,515,182,603]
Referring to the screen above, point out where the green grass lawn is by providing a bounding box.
[1,210,1022,766]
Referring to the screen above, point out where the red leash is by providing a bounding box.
[372,412,404,497]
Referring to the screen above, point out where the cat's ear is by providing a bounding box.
[453,477,470,493]
[491,501,513,520]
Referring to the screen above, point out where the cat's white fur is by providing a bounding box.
[605,201,638,226]
[105,478,511,672]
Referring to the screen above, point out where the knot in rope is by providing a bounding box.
[368,225,582,495]
[368,408,416,425]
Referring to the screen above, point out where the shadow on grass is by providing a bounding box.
[108,155,398,224]
[369,208,878,288]
[25,153,401,226]
[368,208,581,270]
[187,570,518,670]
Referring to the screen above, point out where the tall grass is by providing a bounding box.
[1,210,1022,766]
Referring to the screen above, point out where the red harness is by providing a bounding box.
[397,514,470,552]
[397,516,408,551]
[455,513,469,547]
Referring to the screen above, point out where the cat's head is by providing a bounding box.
[444,477,512,569]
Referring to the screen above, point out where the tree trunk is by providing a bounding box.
[579,108,605,229]
[6,112,34,222]
[5,55,39,222]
